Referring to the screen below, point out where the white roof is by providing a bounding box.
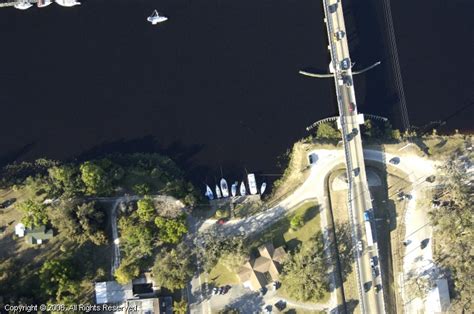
[15,223,26,237]
[425,278,451,313]
[95,281,133,304]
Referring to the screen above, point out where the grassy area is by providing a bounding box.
[208,260,240,286]
[248,201,320,250]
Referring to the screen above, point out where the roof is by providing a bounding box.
[252,256,271,273]
[24,225,54,244]
[425,278,451,313]
[95,281,133,304]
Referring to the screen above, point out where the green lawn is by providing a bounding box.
[207,261,239,286]
[248,201,320,251]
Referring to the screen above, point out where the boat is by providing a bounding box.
[260,182,267,195]
[37,0,53,8]
[220,178,229,198]
[215,185,222,199]
[14,0,33,10]
[55,0,81,7]
[205,185,214,200]
[240,182,246,196]
[147,10,168,25]
[231,182,238,197]
[247,173,258,195]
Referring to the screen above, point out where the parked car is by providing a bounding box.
[217,218,227,225]
[0,198,16,209]
[260,287,267,296]
[357,241,363,252]
[273,281,281,290]
[274,300,287,311]
[349,102,356,112]
[308,153,318,166]
[375,284,382,293]
[426,175,436,183]
[363,281,372,292]
[389,157,400,165]
[212,287,218,295]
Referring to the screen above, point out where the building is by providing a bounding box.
[425,278,451,313]
[126,297,172,314]
[237,243,286,290]
[15,223,54,244]
[95,281,133,304]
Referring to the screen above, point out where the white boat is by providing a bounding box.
[215,185,222,199]
[14,0,33,10]
[240,182,246,196]
[247,173,258,195]
[147,10,168,25]
[220,178,229,198]
[37,0,53,8]
[231,182,238,197]
[205,185,214,200]
[260,182,267,195]
[55,0,81,7]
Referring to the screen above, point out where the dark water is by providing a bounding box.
[0,0,472,183]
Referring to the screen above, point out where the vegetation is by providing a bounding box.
[137,196,155,222]
[173,300,188,314]
[39,258,81,304]
[316,122,340,140]
[290,214,304,230]
[152,243,194,291]
[429,149,474,312]
[154,215,188,244]
[19,200,48,228]
[198,231,247,272]
[280,232,328,302]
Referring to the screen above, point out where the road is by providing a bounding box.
[321,0,386,312]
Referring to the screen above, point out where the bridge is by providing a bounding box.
[309,0,387,312]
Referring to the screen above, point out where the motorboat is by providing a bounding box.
[147,10,168,25]
[240,182,246,196]
[220,178,229,198]
[215,185,222,199]
[260,182,267,195]
[247,173,258,195]
[205,185,214,200]
[55,0,81,7]
[37,0,53,8]
[14,0,33,10]
[231,182,238,197]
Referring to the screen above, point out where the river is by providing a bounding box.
[0,0,472,183]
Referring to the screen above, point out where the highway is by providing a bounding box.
[321,0,386,313]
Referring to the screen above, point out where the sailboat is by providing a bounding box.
[147,10,168,25]
[37,0,53,8]
[14,0,33,10]
[260,182,267,195]
[204,185,214,200]
[55,0,81,7]
[231,182,238,197]
[220,178,229,198]
[240,182,246,196]
[215,185,222,199]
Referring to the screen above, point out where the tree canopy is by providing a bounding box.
[80,161,112,196]
[39,258,80,304]
[137,197,155,222]
[19,200,48,228]
[316,122,340,140]
[281,232,328,302]
[154,215,188,244]
[152,243,194,291]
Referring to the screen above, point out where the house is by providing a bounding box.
[95,281,133,304]
[127,297,172,314]
[237,242,286,291]
[425,278,451,313]
[24,225,54,245]
[15,223,26,237]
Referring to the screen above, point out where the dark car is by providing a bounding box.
[389,157,400,165]
[0,198,16,209]
[349,102,356,112]
[363,281,372,292]
[426,175,436,183]
[340,58,351,70]
[259,287,267,296]
[274,300,287,311]
[375,284,382,293]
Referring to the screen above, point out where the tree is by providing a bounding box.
[19,200,48,228]
[316,122,340,140]
[39,258,80,304]
[220,252,246,272]
[281,233,328,302]
[137,197,155,222]
[154,215,188,244]
[290,214,304,230]
[152,243,194,291]
[119,216,155,257]
[391,129,401,141]
[76,202,107,245]
[173,300,187,314]
[48,165,83,197]
[114,257,140,285]
[80,161,111,196]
